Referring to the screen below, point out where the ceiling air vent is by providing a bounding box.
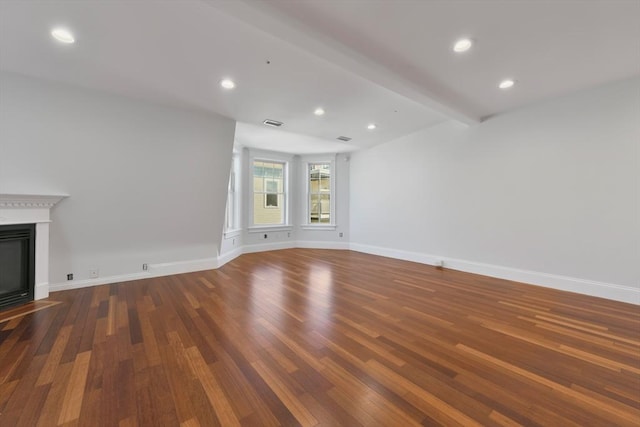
[336,136,352,142]
[263,119,283,127]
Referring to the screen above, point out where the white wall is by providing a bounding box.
[0,72,235,284]
[350,77,640,303]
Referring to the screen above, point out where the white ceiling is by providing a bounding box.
[1,0,639,154]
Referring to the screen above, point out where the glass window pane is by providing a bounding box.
[320,176,330,191]
[310,194,320,223]
[308,163,331,224]
[266,180,278,193]
[253,161,264,177]
[254,176,264,192]
[320,194,330,223]
[266,193,278,207]
[265,162,275,178]
[253,160,286,226]
[274,163,283,178]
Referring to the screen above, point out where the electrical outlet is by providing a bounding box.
[89,268,99,279]
[339,232,344,238]
[142,263,148,271]
[264,234,268,239]
[67,273,73,280]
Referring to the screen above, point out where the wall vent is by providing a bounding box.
[337,136,352,142]
[263,119,284,127]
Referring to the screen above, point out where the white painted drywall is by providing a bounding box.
[350,77,640,300]
[0,72,235,283]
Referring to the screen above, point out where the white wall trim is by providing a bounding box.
[299,225,337,231]
[296,240,349,250]
[349,243,639,305]
[243,241,295,254]
[149,257,219,276]
[49,257,218,293]
[0,193,68,209]
[50,271,151,292]
[218,247,243,267]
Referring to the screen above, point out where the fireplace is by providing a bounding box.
[0,224,35,309]
[0,194,67,306]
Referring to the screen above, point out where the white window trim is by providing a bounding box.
[302,154,336,228]
[223,228,242,238]
[224,152,241,234]
[300,225,336,231]
[247,225,294,233]
[248,149,294,230]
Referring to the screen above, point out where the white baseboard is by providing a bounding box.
[349,243,640,305]
[35,282,49,300]
[49,257,218,293]
[296,240,350,250]
[50,271,151,292]
[218,247,243,267]
[149,257,219,276]
[243,241,295,254]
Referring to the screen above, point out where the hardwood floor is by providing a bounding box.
[1,249,638,426]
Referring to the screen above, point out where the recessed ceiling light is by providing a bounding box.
[220,79,236,89]
[367,123,377,130]
[314,108,325,116]
[498,79,515,89]
[51,27,75,44]
[453,38,473,53]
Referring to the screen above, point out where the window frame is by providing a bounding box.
[302,155,336,229]
[224,152,241,238]
[248,151,293,231]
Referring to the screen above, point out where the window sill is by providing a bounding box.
[300,225,337,231]
[223,229,242,239]
[248,225,293,233]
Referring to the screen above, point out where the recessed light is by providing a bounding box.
[367,123,377,130]
[220,79,236,89]
[51,27,75,44]
[453,38,473,53]
[498,79,515,89]
[314,108,325,116]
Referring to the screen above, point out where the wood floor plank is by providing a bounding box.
[1,249,638,426]
[56,350,91,425]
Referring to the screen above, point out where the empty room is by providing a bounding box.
[0,0,638,426]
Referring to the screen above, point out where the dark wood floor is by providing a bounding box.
[1,249,639,426]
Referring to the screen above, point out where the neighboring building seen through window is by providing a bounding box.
[253,160,285,225]
[308,163,331,224]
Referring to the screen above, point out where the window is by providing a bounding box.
[308,162,332,224]
[253,160,286,225]
[224,153,240,233]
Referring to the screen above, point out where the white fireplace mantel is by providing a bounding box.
[0,193,68,300]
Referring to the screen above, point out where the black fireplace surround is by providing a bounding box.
[0,224,35,310]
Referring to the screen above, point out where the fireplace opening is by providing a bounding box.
[0,224,35,310]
